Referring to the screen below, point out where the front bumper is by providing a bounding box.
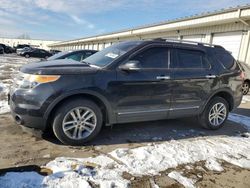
[8,84,55,131]
[234,94,243,109]
[9,97,47,131]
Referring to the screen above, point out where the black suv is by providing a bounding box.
[9,40,243,145]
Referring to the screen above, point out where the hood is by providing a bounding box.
[21,59,100,75]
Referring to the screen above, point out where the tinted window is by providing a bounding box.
[47,51,69,60]
[176,49,204,69]
[133,47,168,68]
[215,51,235,69]
[66,53,82,61]
[84,41,143,67]
[17,45,29,48]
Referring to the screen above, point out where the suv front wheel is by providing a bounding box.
[52,99,103,145]
[199,97,229,130]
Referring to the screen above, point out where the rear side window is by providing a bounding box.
[215,51,236,70]
[175,49,209,69]
[133,47,168,68]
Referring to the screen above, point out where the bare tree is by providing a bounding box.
[17,33,31,39]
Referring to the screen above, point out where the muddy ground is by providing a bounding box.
[0,104,249,188]
[0,54,250,187]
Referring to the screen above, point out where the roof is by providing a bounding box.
[50,4,250,46]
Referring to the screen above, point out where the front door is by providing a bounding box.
[32,49,39,57]
[113,46,173,123]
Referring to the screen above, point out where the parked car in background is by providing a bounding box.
[17,47,33,55]
[47,50,97,62]
[14,44,31,53]
[20,48,52,58]
[5,45,15,53]
[0,46,4,54]
[50,50,61,55]
[0,43,14,53]
[240,62,250,95]
[9,40,243,145]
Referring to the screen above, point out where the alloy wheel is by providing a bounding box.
[242,82,249,95]
[208,102,227,126]
[62,107,97,140]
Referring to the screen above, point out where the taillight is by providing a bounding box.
[240,71,245,81]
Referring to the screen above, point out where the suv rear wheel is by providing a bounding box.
[199,97,229,130]
[52,99,103,145]
[242,81,249,95]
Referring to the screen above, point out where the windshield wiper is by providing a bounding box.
[80,60,90,65]
[81,61,101,68]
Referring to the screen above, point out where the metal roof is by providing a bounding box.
[50,4,250,46]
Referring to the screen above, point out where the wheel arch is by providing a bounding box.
[203,89,235,112]
[44,91,115,130]
[244,79,250,85]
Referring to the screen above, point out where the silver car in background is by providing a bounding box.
[240,63,250,95]
[17,47,33,55]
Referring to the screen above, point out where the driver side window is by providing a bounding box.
[132,47,169,69]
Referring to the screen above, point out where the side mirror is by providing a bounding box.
[119,60,141,71]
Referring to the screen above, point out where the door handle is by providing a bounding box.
[156,76,170,80]
[205,75,217,79]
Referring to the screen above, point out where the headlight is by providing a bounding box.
[16,73,60,89]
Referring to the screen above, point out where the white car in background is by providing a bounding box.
[16,47,32,55]
[240,63,250,95]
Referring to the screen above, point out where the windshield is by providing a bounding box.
[47,51,71,60]
[83,41,143,67]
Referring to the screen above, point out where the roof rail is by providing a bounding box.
[162,38,224,48]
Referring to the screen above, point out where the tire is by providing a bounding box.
[198,97,229,130]
[242,81,249,95]
[25,54,30,58]
[52,98,103,145]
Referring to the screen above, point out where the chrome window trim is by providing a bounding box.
[117,106,199,115]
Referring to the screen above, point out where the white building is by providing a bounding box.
[0,38,60,50]
[49,5,250,65]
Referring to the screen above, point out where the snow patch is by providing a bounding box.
[0,172,43,188]
[242,95,250,103]
[205,158,224,172]
[0,100,9,114]
[45,155,129,188]
[168,171,195,188]
[110,136,250,176]
[1,135,250,187]
[43,172,91,188]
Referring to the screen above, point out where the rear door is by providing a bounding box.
[170,48,217,118]
[114,45,173,123]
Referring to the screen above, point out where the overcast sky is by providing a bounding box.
[0,0,249,41]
